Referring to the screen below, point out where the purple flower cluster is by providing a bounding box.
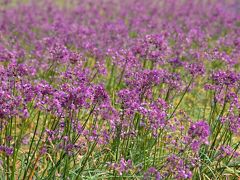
[187,121,210,151]
[0,0,239,179]
[165,154,192,179]
[108,158,133,175]
[144,167,161,180]
[218,145,240,159]
[0,146,13,156]
[212,70,240,87]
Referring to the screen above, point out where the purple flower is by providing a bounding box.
[165,154,192,179]
[220,107,240,134]
[168,57,183,67]
[184,62,205,76]
[212,70,239,87]
[40,146,47,155]
[188,121,210,141]
[93,84,109,104]
[108,158,133,175]
[187,121,210,151]
[144,167,162,180]
[219,145,239,158]
[48,42,69,63]
[0,146,13,156]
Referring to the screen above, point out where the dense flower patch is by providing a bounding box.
[0,0,239,179]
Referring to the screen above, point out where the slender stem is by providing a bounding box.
[22,111,41,180]
[168,76,194,120]
[76,140,98,178]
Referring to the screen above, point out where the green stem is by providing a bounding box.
[168,77,194,120]
[22,111,41,180]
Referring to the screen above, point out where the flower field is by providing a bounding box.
[0,0,239,179]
